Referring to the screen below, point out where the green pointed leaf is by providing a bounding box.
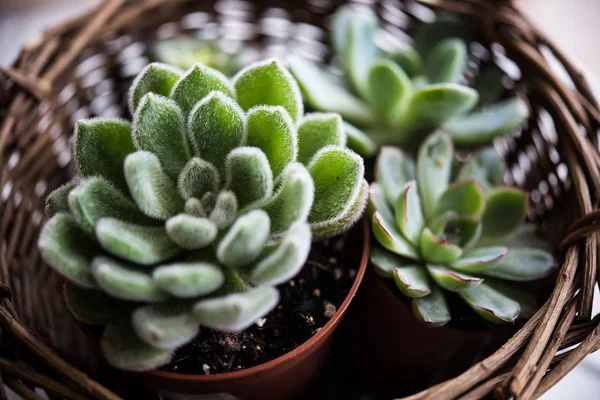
[420,228,463,264]
[287,55,376,126]
[297,113,346,165]
[417,132,454,219]
[394,180,424,245]
[250,221,311,286]
[411,285,450,327]
[74,118,135,192]
[344,121,376,157]
[486,279,537,318]
[68,177,157,234]
[132,94,190,179]
[437,179,485,218]
[225,147,273,210]
[129,63,182,116]
[132,303,199,350]
[166,214,217,250]
[124,151,184,219]
[38,214,99,287]
[63,283,134,325]
[445,97,529,147]
[102,323,173,372]
[45,182,77,217]
[375,146,414,205]
[308,147,365,232]
[367,182,394,222]
[452,246,508,273]
[184,198,204,217]
[194,286,279,331]
[481,187,528,240]
[187,91,246,172]
[396,84,478,139]
[153,262,224,298]
[370,245,401,278]
[170,63,234,116]
[414,18,473,59]
[177,157,220,200]
[473,64,506,106]
[344,7,378,98]
[217,210,270,267]
[497,224,554,251]
[233,58,303,122]
[91,257,167,302]
[246,106,296,178]
[262,163,314,235]
[372,211,419,260]
[459,282,520,323]
[483,247,556,281]
[424,38,467,84]
[429,210,456,237]
[368,59,412,118]
[394,265,431,298]
[427,265,483,292]
[209,191,238,230]
[96,218,180,265]
[331,4,358,56]
[457,148,505,192]
[387,48,423,78]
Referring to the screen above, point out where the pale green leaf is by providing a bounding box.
[411,285,451,327]
[129,62,182,116]
[483,247,556,281]
[375,146,414,205]
[368,59,412,118]
[481,187,528,240]
[387,48,423,78]
[459,282,520,323]
[367,182,394,222]
[451,246,508,273]
[153,262,224,298]
[497,224,554,252]
[426,264,483,292]
[394,180,424,245]
[485,279,537,318]
[132,303,199,350]
[344,121,376,157]
[177,157,220,200]
[372,211,419,260]
[45,182,77,218]
[297,113,346,165]
[457,147,505,192]
[225,147,273,210]
[394,265,431,298]
[437,179,485,218]
[217,210,270,267]
[184,198,204,217]
[419,227,463,264]
[344,7,378,98]
[209,191,238,230]
[417,132,454,220]
[165,214,217,249]
[63,283,134,325]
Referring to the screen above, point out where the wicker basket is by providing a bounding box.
[1,0,600,398]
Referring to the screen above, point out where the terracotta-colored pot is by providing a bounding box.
[138,218,370,400]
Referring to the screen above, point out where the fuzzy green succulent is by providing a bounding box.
[38,58,368,371]
[369,132,556,326]
[288,5,529,152]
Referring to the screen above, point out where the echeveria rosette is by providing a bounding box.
[368,132,556,327]
[38,59,368,371]
[287,5,529,152]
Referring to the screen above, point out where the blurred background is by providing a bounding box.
[1,0,600,399]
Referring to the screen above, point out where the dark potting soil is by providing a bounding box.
[160,232,357,375]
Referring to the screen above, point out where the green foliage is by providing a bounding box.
[289,6,529,151]
[370,132,556,326]
[39,59,367,371]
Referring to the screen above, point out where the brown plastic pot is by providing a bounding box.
[138,218,370,400]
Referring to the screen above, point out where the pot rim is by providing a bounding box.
[146,216,371,382]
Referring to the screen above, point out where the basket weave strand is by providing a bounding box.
[1,0,600,399]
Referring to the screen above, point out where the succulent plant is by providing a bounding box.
[288,5,529,152]
[38,59,368,371]
[369,132,556,326]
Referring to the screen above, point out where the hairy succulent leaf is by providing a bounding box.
[375,146,414,205]
[217,210,270,267]
[133,94,190,179]
[74,118,135,192]
[95,218,180,265]
[367,182,394,222]
[246,106,296,178]
[367,59,411,118]
[444,97,529,146]
[437,179,485,218]
[394,265,431,298]
[38,214,99,287]
[187,91,246,172]
[297,113,346,165]
[184,198,204,217]
[262,163,314,235]
[481,187,528,241]
[124,151,184,219]
[394,180,424,245]
[225,147,273,209]
[424,39,467,84]
[426,265,483,292]
[411,285,451,327]
[102,324,173,372]
[177,157,220,200]
[233,58,303,122]
[45,182,77,217]
[372,212,419,260]
[153,262,224,298]
[170,64,234,115]
[166,215,217,249]
[250,221,311,286]
[63,283,134,325]
[417,132,453,220]
[194,287,279,331]
[209,191,238,230]
[129,63,182,116]
[132,303,199,350]
[483,247,556,281]
[459,282,520,323]
[344,122,376,157]
[92,257,167,302]
[287,55,376,126]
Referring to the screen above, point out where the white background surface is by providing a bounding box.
[1,0,600,399]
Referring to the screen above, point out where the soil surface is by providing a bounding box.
[160,231,357,375]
